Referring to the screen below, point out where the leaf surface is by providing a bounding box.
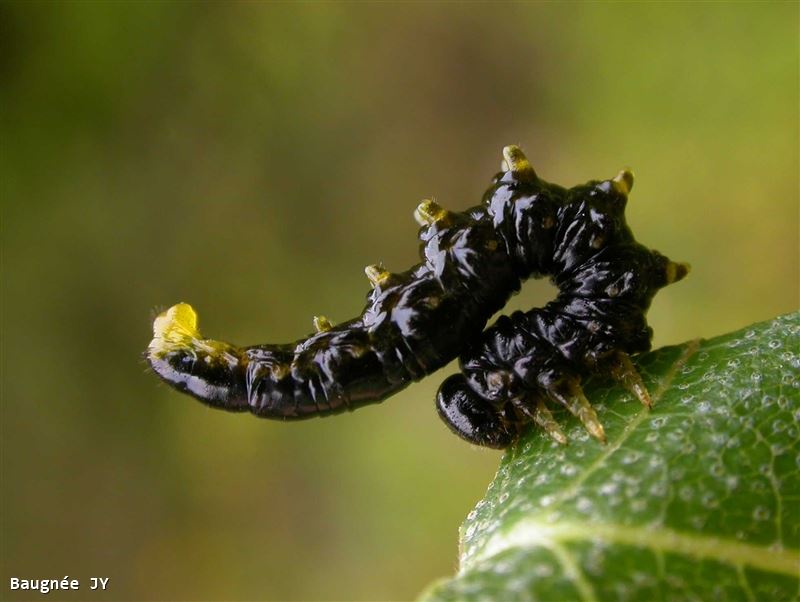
[421,313,800,601]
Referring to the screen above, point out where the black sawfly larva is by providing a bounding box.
[147,145,689,448]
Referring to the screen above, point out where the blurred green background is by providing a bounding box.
[2,2,797,601]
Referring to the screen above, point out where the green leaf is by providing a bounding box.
[420,313,800,602]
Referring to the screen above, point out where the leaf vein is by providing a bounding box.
[548,541,598,602]
[736,564,756,602]
[472,520,800,577]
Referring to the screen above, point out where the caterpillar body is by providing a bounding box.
[147,145,689,448]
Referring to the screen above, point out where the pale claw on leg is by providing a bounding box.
[533,400,567,445]
[512,396,568,445]
[609,351,652,409]
[546,382,606,443]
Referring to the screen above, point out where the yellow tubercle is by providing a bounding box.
[313,315,333,333]
[611,168,635,196]
[365,264,391,288]
[414,199,449,226]
[501,145,536,181]
[665,261,692,284]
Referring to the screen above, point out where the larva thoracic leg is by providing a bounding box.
[435,149,690,446]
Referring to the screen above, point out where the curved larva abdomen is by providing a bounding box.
[147,209,519,418]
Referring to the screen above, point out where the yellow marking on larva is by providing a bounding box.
[271,363,291,380]
[666,261,692,284]
[611,168,635,196]
[414,199,449,226]
[149,302,200,356]
[148,302,239,362]
[501,145,536,181]
[365,264,391,287]
[313,315,333,333]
